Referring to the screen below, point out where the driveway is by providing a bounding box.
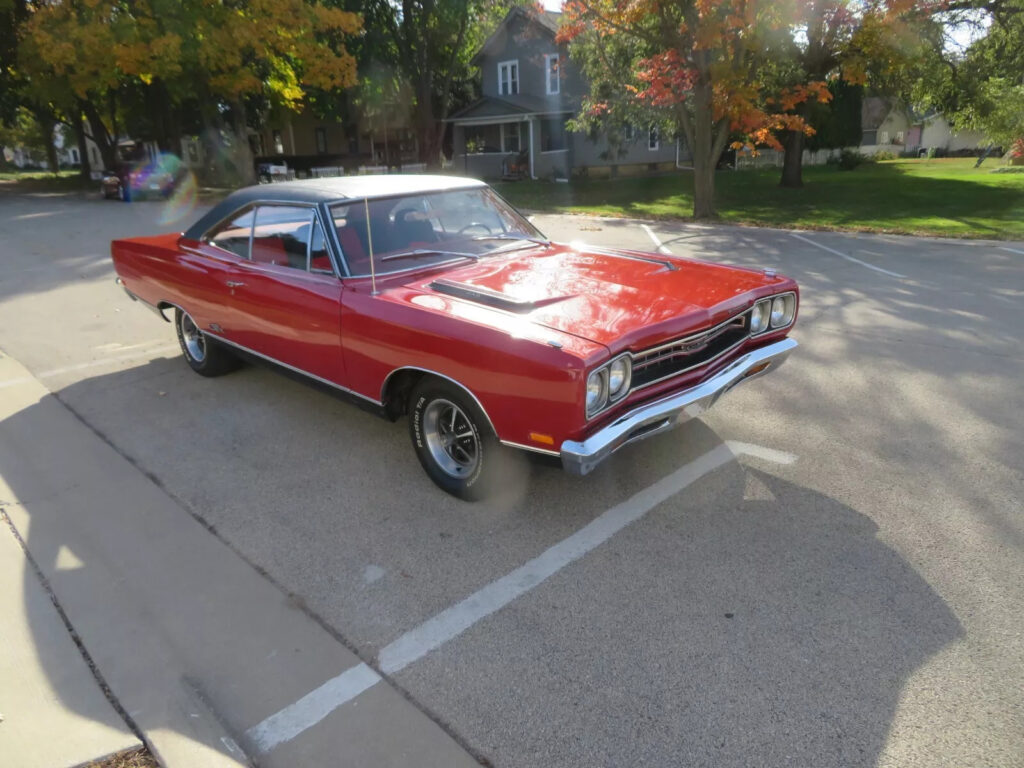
[1,189,1021,767]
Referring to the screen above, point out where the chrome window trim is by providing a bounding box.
[203,200,337,275]
[318,202,350,277]
[202,203,257,259]
[326,186,544,279]
[203,330,381,405]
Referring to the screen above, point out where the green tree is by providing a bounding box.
[560,0,831,219]
[18,0,362,184]
[364,0,525,168]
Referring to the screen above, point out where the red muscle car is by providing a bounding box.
[111,175,798,499]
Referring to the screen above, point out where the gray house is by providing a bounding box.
[448,7,682,180]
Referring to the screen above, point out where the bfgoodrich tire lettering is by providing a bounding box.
[174,308,240,377]
[409,378,502,501]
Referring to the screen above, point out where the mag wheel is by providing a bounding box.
[409,378,502,500]
[174,308,239,377]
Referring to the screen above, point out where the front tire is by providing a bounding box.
[409,378,502,501]
[174,308,239,377]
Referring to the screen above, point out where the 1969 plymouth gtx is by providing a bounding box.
[111,175,798,499]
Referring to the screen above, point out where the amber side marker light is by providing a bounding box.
[747,362,772,376]
[529,432,555,446]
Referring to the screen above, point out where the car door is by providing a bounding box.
[224,204,345,384]
[176,206,256,336]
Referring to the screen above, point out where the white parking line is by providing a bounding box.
[641,224,673,256]
[244,662,381,754]
[245,440,797,753]
[999,246,1024,255]
[726,441,797,465]
[790,233,906,279]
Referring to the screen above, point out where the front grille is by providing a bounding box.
[630,310,751,389]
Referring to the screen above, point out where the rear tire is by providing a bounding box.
[409,378,504,501]
[174,308,240,377]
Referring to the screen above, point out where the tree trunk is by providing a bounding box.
[690,81,717,219]
[780,129,804,188]
[81,100,116,170]
[414,73,442,169]
[228,100,256,186]
[74,116,91,180]
[43,118,59,175]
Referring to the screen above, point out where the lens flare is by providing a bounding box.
[159,170,199,226]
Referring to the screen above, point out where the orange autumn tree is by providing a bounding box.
[559,0,832,218]
[19,0,361,184]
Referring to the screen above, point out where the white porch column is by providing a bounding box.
[528,117,535,179]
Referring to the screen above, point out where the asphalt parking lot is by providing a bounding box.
[1,187,1022,767]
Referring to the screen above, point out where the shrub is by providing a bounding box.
[837,149,867,170]
[873,150,898,161]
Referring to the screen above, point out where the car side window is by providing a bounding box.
[207,208,255,258]
[251,205,319,271]
[308,217,333,274]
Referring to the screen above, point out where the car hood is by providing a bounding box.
[407,244,792,351]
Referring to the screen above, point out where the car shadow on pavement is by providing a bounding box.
[1,360,965,768]
[396,421,967,768]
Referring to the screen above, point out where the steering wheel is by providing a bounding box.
[458,222,494,236]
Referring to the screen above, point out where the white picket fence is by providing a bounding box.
[735,148,840,169]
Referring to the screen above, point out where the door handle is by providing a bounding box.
[226,280,245,288]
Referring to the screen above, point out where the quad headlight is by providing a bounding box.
[750,299,771,334]
[586,353,632,418]
[770,294,796,328]
[586,369,608,415]
[750,291,796,334]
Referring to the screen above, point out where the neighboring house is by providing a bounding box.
[860,97,988,156]
[2,123,103,173]
[251,102,419,176]
[448,7,684,180]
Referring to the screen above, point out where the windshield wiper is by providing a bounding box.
[471,234,551,247]
[379,248,480,263]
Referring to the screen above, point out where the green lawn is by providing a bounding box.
[0,168,94,192]
[494,158,1024,240]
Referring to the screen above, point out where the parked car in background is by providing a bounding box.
[102,146,182,201]
[110,175,799,499]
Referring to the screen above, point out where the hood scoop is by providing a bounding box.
[428,278,570,313]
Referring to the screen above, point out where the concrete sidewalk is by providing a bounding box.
[0,349,479,768]
[0,519,141,768]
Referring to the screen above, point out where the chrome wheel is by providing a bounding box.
[179,312,206,363]
[422,398,479,478]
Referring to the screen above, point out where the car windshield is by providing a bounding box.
[330,187,547,276]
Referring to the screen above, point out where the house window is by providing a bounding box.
[315,127,327,154]
[69,147,80,164]
[879,130,890,144]
[464,124,502,153]
[894,131,904,144]
[498,60,519,96]
[624,124,636,142]
[502,123,521,153]
[90,146,100,166]
[541,118,567,152]
[648,126,659,151]
[272,130,284,154]
[544,54,560,95]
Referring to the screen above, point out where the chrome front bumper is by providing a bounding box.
[561,337,798,475]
